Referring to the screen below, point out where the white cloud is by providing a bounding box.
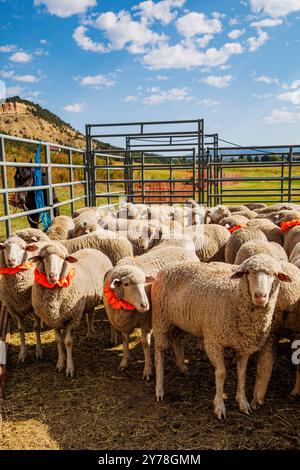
[156,75,169,80]
[34,0,96,18]
[73,26,107,52]
[247,30,269,51]
[143,86,192,104]
[63,102,86,113]
[254,74,279,84]
[202,74,233,88]
[6,85,23,95]
[94,10,166,53]
[250,18,283,27]
[10,51,32,63]
[278,89,300,104]
[40,39,48,45]
[133,0,185,25]
[0,70,40,83]
[228,29,245,39]
[264,108,300,123]
[144,41,243,69]
[252,92,273,98]
[196,34,214,48]
[0,44,16,53]
[250,0,300,17]
[0,80,6,101]
[176,12,222,38]
[76,74,116,88]
[290,80,300,89]
[121,95,138,102]
[199,99,220,108]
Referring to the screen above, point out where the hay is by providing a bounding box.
[1,308,300,450]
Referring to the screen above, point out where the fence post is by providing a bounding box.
[45,144,54,221]
[0,137,11,237]
[288,147,293,203]
[69,149,74,215]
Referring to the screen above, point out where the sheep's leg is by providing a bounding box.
[110,325,121,346]
[86,311,95,338]
[205,342,226,420]
[17,316,26,363]
[34,314,43,359]
[119,333,130,371]
[236,353,251,415]
[291,366,300,397]
[141,328,152,380]
[65,325,74,378]
[155,346,165,402]
[55,329,65,372]
[171,332,188,374]
[252,338,275,409]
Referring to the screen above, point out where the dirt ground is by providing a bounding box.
[1,308,300,450]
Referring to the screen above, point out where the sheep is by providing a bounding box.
[225,226,267,264]
[99,218,160,232]
[218,215,249,229]
[141,206,171,223]
[31,243,112,377]
[274,211,300,256]
[60,232,133,266]
[231,210,258,220]
[288,243,300,269]
[246,218,283,245]
[46,215,75,240]
[116,203,140,220]
[72,211,101,238]
[13,228,50,243]
[227,205,251,213]
[72,206,98,218]
[244,203,267,211]
[184,224,230,262]
[151,255,291,418]
[104,246,198,379]
[234,240,287,265]
[251,260,300,408]
[0,236,45,361]
[205,205,231,224]
[255,203,297,215]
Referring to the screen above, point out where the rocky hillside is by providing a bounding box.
[0,96,111,150]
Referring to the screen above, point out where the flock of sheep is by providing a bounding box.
[0,200,300,420]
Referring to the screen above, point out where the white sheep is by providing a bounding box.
[152,255,291,419]
[46,215,75,240]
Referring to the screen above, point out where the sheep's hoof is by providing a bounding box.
[36,347,43,360]
[143,368,153,381]
[238,399,252,416]
[214,401,226,420]
[18,352,26,363]
[66,367,74,378]
[290,387,300,397]
[251,397,264,410]
[118,361,128,372]
[156,390,164,402]
[56,362,65,373]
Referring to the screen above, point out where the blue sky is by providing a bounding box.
[1,0,300,145]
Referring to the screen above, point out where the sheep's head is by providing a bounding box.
[0,236,38,268]
[206,205,230,223]
[274,210,300,226]
[231,254,292,307]
[30,243,77,284]
[107,265,155,313]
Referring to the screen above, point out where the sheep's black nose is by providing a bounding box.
[141,303,147,309]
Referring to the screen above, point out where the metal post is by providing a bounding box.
[169,154,173,205]
[288,147,293,203]
[0,137,11,237]
[280,153,285,203]
[106,154,110,206]
[45,144,54,220]
[69,149,74,215]
[192,148,196,201]
[141,151,145,204]
[85,124,92,206]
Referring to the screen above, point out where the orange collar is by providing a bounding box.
[104,281,135,310]
[0,261,33,275]
[228,224,246,234]
[34,268,75,288]
[280,220,300,233]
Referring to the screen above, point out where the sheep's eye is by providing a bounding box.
[123,283,129,287]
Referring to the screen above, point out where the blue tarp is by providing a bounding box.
[34,145,51,230]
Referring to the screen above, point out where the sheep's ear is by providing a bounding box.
[31,236,38,242]
[0,243,5,251]
[29,255,42,263]
[66,256,78,264]
[225,223,230,229]
[277,272,292,282]
[110,278,121,289]
[26,244,39,252]
[230,267,245,279]
[145,275,156,284]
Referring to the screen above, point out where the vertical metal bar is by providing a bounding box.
[197,122,201,205]
[192,148,196,201]
[125,137,130,202]
[169,154,173,205]
[207,149,211,207]
[220,155,223,205]
[141,151,145,204]
[69,149,74,215]
[85,124,92,206]
[106,154,110,206]
[0,137,11,237]
[45,144,54,220]
[288,147,293,203]
[280,153,284,203]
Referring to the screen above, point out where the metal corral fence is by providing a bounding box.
[206,145,300,207]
